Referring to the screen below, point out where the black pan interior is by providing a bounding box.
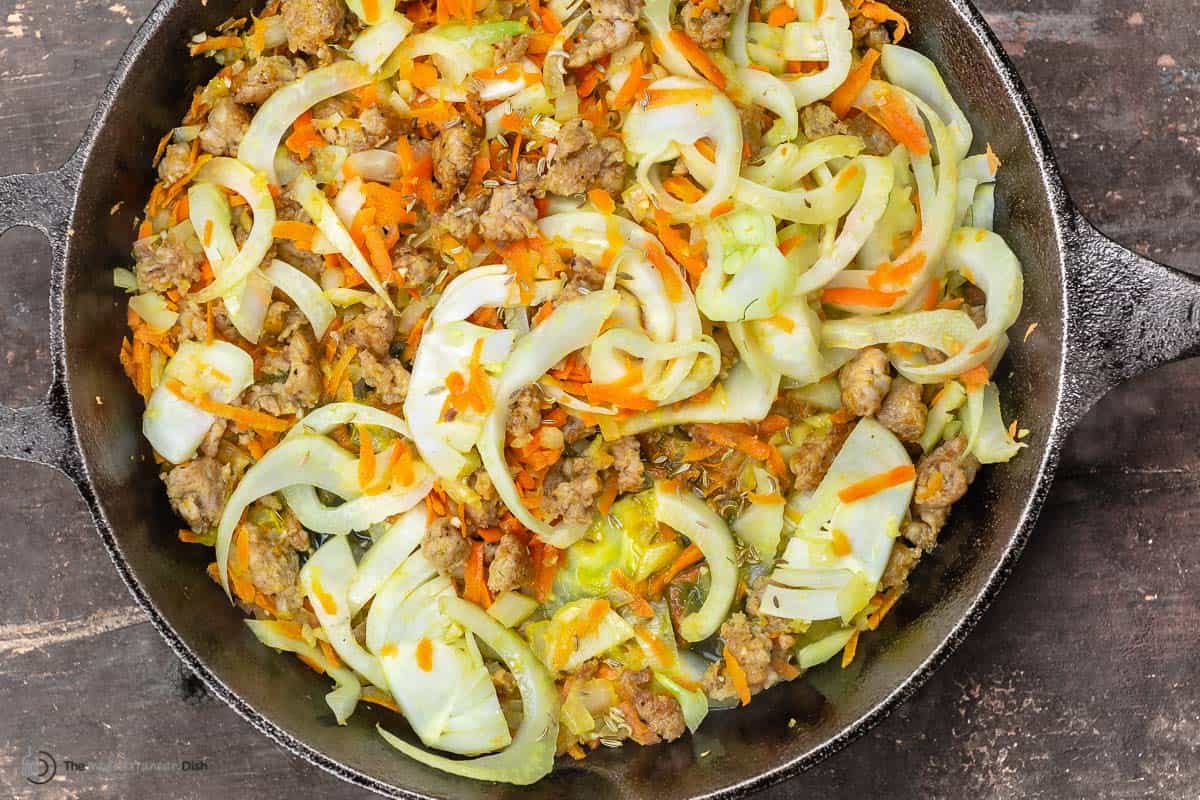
[60,0,1068,796]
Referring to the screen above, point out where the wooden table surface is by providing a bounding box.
[0,0,1197,797]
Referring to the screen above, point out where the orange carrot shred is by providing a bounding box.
[829,49,881,117]
[723,645,752,705]
[836,464,916,503]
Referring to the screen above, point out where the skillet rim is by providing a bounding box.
[56,0,1075,795]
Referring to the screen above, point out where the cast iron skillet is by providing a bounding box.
[1,0,1198,796]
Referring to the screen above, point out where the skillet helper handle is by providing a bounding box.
[0,166,79,472]
[1063,209,1200,428]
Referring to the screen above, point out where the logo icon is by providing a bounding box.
[20,747,56,785]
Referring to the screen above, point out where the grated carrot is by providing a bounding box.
[959,363,990,390]
[870,91,930,155]
[643,242,684,302]
[648,543,704,598]
[767,2,798,25]
[723,645,752,705]
[663,175,705,203]
[189,35,244,56]
[284,111,325,160]
[611,55,648,110]
[165,379,291,432]
[692,423,788,480]
[356,424,376,490]
[272,220,318,250]
[588,187,616,215]
[841,629,860,668]
[867,589,901,629]
[324,345,358,399]
[829,49,881,117]
[856,0,909,42]
[463,540,492,608]
[610,568,654,618]
[868,252,926,290]
[836,464,916,503]
[821,286,903,308]
[668,30,727,89]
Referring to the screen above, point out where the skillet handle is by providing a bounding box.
[0,165,80,473]
[1063,208,1200,429]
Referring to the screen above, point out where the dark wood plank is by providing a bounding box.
[0,0,1196,798]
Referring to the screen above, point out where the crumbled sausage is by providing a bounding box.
[610,436,645,493]
[620,670,687,742]
[466,470,503,529]
[157,142,192,185]
[558,253,608,302]
[839,347,892,417]
[541,456,603,527]
[478,184,539,242]
[198,97,251,157]
[281,0,345,56]
[421,516,468,574]
[487,533,533,593]
[542,120,626,196]
[877,376,927,442]
[880,541,921,590]
[562,413,597,444]
[244,508,309,618]
[680,0,739,50]
[438,193,488,241]
[133,233,204,294]
[392,244,438,287]
[247,331,323,415]
[845,113,897,156]
[788,420,851,492]
[263,300,308,341]
[506,386,543,448]
[913,435,979,511]
[312,97,390,152]
[233,55,302,105]
[851,14,892,51]
[566,0,638,67]
[738,102,771,159]
[344,304,397,358]
[702,613,774,701]
[902,518,937,551]
[432,123,479,196]
[493,33,530,65]
[743,576,799,642]
[176,296,240,342]
[800,102,849,141]
[199,417,229,458]
[165,457,230,531]
[357,351,411,405]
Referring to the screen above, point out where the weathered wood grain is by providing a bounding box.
[0,0,1196,798]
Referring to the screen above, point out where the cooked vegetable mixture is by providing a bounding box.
[117,0,1025,783]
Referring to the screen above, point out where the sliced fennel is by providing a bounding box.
[698,208,796,321]
[188,158,277,308]
[653,482,738,642]
[528,598,635,674]
[347,11,411,69]
[378,596,559,785]
[187,180,273,343]
[761,419,915,623]
[300,536,388,687]
[128,293,178,333]
[238,60,372,183]
[246,620,363,725]
[961,381,1025,464]
[613,361,780,437]
[623,76,742,221]
[142,340,254,464]
[732,466,785,563]
[262,258,336,339]
[346,502,427,615]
